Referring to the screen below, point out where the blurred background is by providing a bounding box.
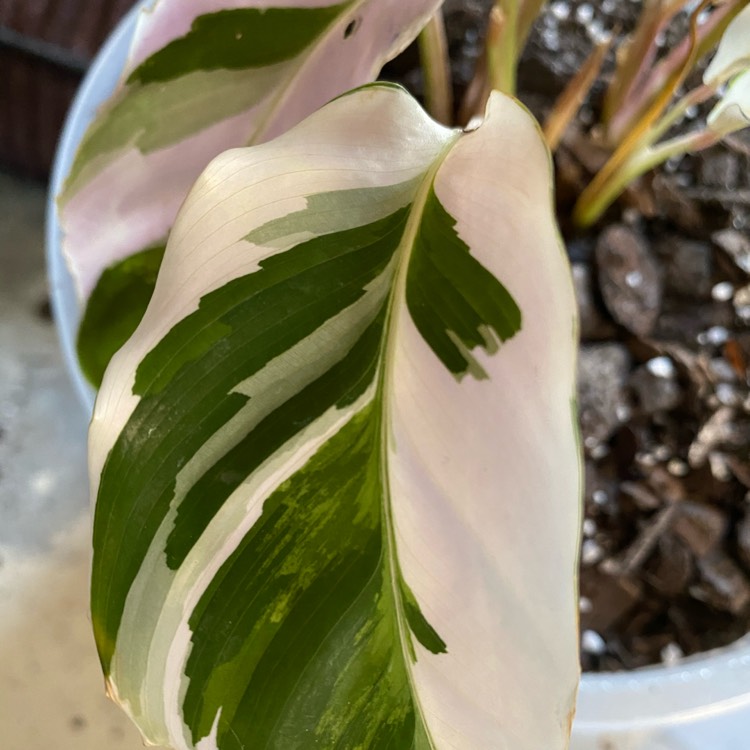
[0,2,145,747]
[0,1,132,176]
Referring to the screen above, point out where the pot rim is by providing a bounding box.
[574,634,750,734]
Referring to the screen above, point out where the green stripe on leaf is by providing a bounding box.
[89,86,581,750]
[93,207,410,672]
[407,186,522,379]
[398,575,448,658]
[244,177,423,248]
[77,243,165,388]
[62,3,349,196]
[62,64,291,195]
[93,179,522,744]
[128,6,349,85]
[183,404,435,749]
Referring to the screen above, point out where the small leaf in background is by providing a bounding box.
[57,0,445,303]
[77,244,165,388]
[703,3,750,85]
[708,68,750,135]
[90,84,582,750]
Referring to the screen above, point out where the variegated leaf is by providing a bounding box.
[704,2,750,85]
[58,0,442,301]
[91,84,582,750]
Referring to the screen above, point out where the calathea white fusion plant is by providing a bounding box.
[59,1,583,748]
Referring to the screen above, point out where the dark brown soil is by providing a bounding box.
[385,0,750,673]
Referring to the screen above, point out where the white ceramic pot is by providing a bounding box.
[46,4,750,748]
[45,0,141,415]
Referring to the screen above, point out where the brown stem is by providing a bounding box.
[543,36,612,151]
[418,9,454,124]
[607,0,747,145]
[603,0,686,127]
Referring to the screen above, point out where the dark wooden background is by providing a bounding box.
[0,0,135,178]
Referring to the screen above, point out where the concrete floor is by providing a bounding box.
[0,171,143,749]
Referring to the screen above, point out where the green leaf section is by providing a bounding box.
[93,208,411,669]
[183,403,434,749]
[77,243,165,388]
[93,176,522,747]
[407,186,522,379]
[64,64,290,196]
[398,576,448,658]
[128,5,349,85]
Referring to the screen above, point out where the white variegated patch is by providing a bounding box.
[708,68,750,135]
[89,88,449,495]
[704,3,750,85]
[386,94,580,750]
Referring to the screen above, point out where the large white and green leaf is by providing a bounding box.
[57,0,442,305]
[90,84,582,750]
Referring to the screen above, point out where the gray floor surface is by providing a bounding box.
[0,171,144,749]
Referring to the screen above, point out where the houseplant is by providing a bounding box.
[48,1,750,750]
[52,2,582,749]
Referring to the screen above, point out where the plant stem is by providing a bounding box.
[418,9,454,124]
[516,0,546,51]
[543,36,611,151]
[573,128,720,228]
[574,0,714,228]
[602,0,678,128]
[648,83,716,144]
[487,2,518,96]
[457,48,490,125]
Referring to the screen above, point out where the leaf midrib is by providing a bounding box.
[375,135,459,750]
[248,0,383,146]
